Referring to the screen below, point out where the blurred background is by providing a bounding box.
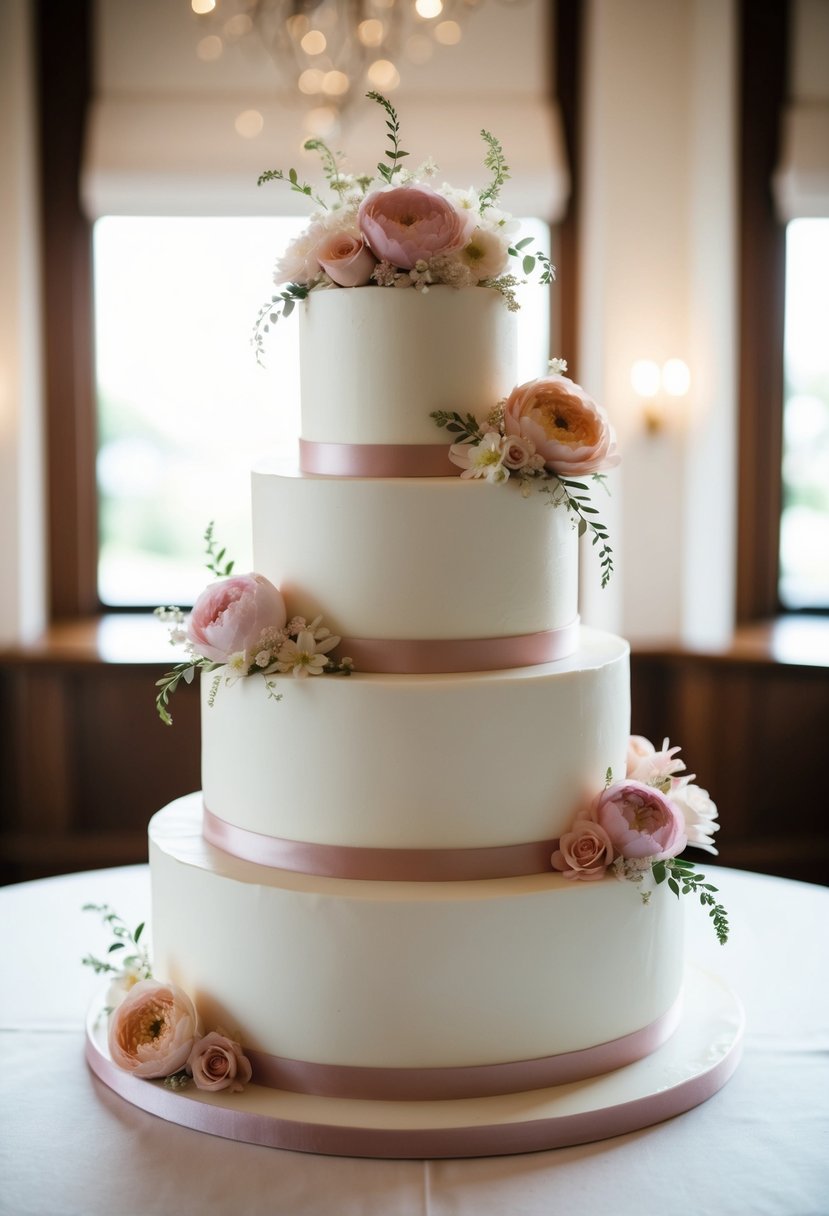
[0,0,827,884]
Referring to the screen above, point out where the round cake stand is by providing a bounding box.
[85,965,744,1160]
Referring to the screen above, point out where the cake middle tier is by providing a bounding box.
[252,459,579,642]
[201,628,629,852]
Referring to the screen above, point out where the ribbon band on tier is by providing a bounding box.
[336,620,579,674]
[203,807,559,881]
[300,438,457,478]
[244,997,683,1100]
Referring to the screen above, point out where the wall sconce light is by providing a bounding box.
[630,358,691,434]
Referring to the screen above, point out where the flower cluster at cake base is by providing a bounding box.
[552,736,729,944]
[433,360,619,588]
[253,92,553,361]
[154,523,352,725]
[83,904,253,1094]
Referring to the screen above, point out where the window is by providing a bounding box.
[93,215,304,607]
[780,218,829,609]
[93,215,551,608]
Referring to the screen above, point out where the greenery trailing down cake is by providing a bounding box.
[82,94,737,1158]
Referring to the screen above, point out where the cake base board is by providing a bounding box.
[85,965,743,1160]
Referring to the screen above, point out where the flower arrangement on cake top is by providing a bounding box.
[432,357,620,587]
[252,91,553,361]
[83,905,253,1093]
[154,523,351,725]
[553,736,729,944]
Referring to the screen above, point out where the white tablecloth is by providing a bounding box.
[1,865,827,1216]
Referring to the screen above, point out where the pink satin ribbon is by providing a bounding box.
[203,807,559,881]
[244,998,684,1101]
[335,620,579,674]
[86,1021,742,1157]
[300,438,456,478]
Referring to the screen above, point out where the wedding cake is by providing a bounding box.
[84,97,741,1157]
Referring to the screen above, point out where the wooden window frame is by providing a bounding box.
[735,0,790,623]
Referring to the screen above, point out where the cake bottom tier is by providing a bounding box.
[150,798,684,1091]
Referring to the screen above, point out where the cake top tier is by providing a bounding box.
[299,286,516,447]
[253,91,553,369]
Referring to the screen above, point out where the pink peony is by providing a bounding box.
[591,780,687,861]
[187,1031,253,1093]
[503,375,620,476]
[358,185,476,270]
[187,574,287,666]
[552,819,615,881]
[108,979,198,1079]
[316,231,377,287]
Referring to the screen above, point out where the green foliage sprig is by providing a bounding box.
[81,903,152,979]
[479,130,510,211]
[257,167,327,210]
[508,236,556,284]
[155,660,211,727]
[430,410,484,442]
[204,520,234,578]
[552,476,614,589]
[652,858,730,945]
[252,283,311,366]
[367,91,409,183]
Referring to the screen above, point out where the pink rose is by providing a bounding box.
[592,781,687,861]
[552,819,615,881]
[358,185,476,270]
[501,434,535,471]
[317,231,377,287]
[503,375,620,476]
[187,1031,253,1093]
[108,979,198,1079]
[187,574,287,666]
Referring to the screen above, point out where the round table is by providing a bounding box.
[1,864,827,1216]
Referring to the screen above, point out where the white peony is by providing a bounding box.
[669,783,720,854]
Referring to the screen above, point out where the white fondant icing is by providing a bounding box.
[201,628,630,849]
[299,286,516,445]
[252,461,579,641]
[150,797,685,1071]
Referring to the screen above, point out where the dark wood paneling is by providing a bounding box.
[632,650,828,885]
[0,662,200,884]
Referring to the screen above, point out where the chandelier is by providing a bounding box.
[190,0,503,130]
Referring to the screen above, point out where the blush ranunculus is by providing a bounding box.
[358,185,476,270]
[187,574,287,666]
[592,781,687,862]
[187,1031,253,1093]
[316,231,377,287]
[503,375,620,476]
[551,819,615,881]
[108,979,198,1079]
